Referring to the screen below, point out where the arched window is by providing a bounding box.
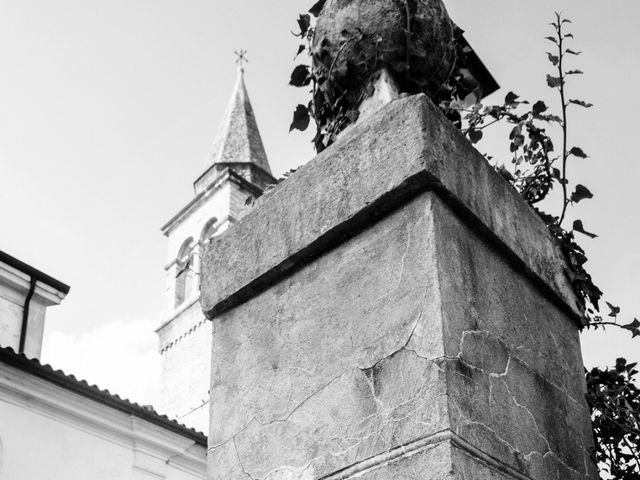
[175,238,195,307]
[200,217,219,244]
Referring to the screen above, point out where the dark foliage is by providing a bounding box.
[587,360,640,479]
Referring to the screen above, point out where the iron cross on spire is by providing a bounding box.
[234,49,248,73]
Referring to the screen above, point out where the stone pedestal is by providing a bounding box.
[200,94,597,480]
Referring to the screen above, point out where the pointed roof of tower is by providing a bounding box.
[205,70,272,175]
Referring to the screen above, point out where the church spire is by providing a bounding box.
[205,64,272,175]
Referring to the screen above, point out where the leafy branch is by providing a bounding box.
[587,359,640,479]
[440,13,640,339]
[288,3,363,151]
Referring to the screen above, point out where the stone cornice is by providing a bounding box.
[0,250,69,295]
[201,94,582,326]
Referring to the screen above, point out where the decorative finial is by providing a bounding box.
[234,49,248,73]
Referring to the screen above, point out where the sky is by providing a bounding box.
[0,0,638,406]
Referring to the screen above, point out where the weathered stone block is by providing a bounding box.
[201,95,580,324]
[202,94,596,479]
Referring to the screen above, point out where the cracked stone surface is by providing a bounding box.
[206,193,596,480]
[209,195,449,479]
[203,95,596,479]
[431,197,596,479]
[201,94,581,321]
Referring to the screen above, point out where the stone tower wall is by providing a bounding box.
[157,174,256,432]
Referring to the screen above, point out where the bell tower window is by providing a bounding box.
[200,217,219,244]
[175,238,196,308]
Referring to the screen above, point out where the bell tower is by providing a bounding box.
[156,66,275,432]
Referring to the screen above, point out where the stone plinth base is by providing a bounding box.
[201,95,597,480]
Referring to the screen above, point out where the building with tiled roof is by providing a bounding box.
[0,251,207,479]
[0,346,206,479]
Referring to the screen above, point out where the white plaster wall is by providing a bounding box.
[0,294,21,351]
[0,262,67,359]
[22,300,46,359]
[0,288,56,358]
[0,272,28,353]
[0,400,131,480]
[0,364,206,480]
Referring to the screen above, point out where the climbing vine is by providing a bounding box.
[289,0,481,152]
[444,14,639,339]
[587,359,640,479]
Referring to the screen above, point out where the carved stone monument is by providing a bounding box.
[200,5,596,479]
[200,93,597,479]
[313,0,457,98]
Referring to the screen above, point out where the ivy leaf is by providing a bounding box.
[569,146,588,158]
[485,105,503,119]
[545,36,558,45]
[289,104,310,132]
[573,220,598,238]
[622,318,640,338]
[532,100,548,115]
[504,91,519,106]
[547,53,559,66]
[538,114,562,123]
[513,134,525,148]
[569,99,593,108]
[468,128,483,144]
[566,69,584,75]
[552,167,568,184]
[546,75,563,88]
[309,0,326,17]
[289,65,311,87]
[606,302,621,318]
[295,45,306,58]
[571,184,593,203]
[296,14,311,37]
[566,48,582,55]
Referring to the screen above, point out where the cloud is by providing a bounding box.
[41,319,161,407]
